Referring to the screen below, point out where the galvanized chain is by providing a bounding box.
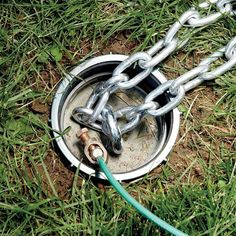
[72,0,236,154]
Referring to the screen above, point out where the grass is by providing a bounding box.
[0,0,235,235]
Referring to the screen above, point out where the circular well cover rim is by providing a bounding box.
[50,54,180,181]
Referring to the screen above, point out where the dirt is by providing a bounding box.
[165,86,235,184]
[26,33,235,198]
[34,64,62,92]
[30,99,49,114]
[24,149,78,199]
[100,33,138,55]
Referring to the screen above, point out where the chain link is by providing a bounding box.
[72,0,236,153]
[101,105,123,154]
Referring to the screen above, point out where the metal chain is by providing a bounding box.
[72,0,236,154]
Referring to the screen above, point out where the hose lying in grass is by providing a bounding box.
[97,156,188,236]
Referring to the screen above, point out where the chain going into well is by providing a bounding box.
[72,0,236,154]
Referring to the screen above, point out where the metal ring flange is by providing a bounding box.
[50,54,180,181]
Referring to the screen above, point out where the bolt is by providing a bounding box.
[77,128,97,156]
[77,128,90,144]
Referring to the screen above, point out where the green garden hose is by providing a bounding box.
[97,157,188,236]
